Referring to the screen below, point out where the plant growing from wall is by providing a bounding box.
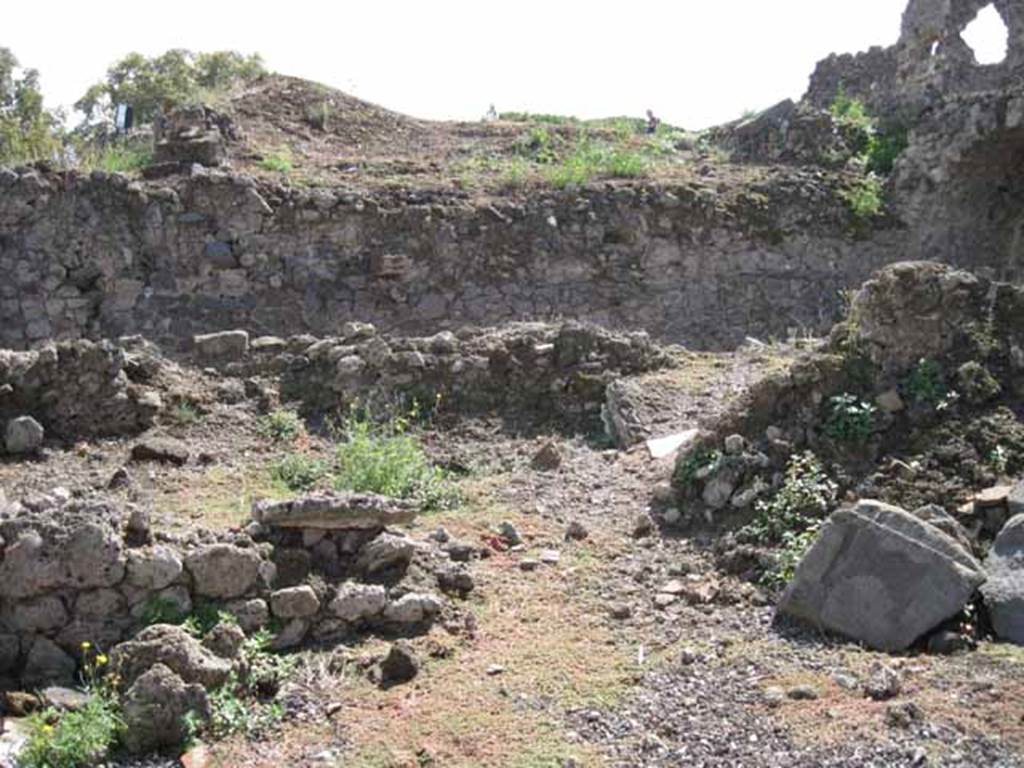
[824,393,876,443]
[903,358,947,406]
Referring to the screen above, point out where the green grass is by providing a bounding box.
[20,696,122,768]
[545,133,649,188]
[269,453,330,491]
[333,410,460,510]
[78,143,153,174]
[259,147,293,173]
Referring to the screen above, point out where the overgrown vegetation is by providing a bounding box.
[904,358,947,406]
[829,87,908,175]
[824,393,876,443]
[270,453,330,491]
[332,405,460,510]
[19,644,122,768]
[258,409,305,442]
[462,116,691,190]
[262,403,461,510]
[185,630,294,741]
[841,174,884,220]
[829,87,908,221]
[1,47,264,168]
[739,452,837,588]
[259,147,294,173]
[0,48,62,166]
[76,49,265,127]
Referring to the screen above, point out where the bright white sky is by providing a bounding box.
[6,0,1010,129]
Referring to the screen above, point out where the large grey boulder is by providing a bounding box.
[981,514,1024,645]
[252,491,418,530]
[4,416,44,454]
[779,500,985,651]
[120,663,209,753]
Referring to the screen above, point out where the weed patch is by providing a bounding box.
[824,393,876,443]
[258,409,305,442]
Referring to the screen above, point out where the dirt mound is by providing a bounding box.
[228,74,430,156]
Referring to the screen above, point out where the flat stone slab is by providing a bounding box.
[779,500,985,652]
[646,429,699,460]
[252,491,418,530]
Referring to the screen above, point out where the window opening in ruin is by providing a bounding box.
[961,4,1009,65]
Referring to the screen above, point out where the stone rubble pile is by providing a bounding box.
[0,489,468,697]
[0,339,161,447]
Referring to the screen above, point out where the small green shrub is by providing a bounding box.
[513,125,558,164]
[904,358,946,406]
[333,407,460,510]
[824,393,876,443]
[182,605,238,637]
[258,409,305,442]
[866,125,908,175]
[19,646,122,768]
[189,630,295,740]
[20,696,122,768]
[497,157,531,191]
[170,400,202,426]
[674,449,722,489]
[270,453,329,491]
[842,174,884,219]
[139,595,189,626]
[765,521,823,590]
[259,148,293,173]
[742,452,836,545]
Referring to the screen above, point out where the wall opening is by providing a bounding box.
[961,4,1009,65]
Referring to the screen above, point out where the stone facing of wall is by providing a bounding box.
[0,338,160,441]
[274,321,670,430]
[0,166,913,353]
[0,491,460,688]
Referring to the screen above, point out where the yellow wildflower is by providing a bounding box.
[80,641,91,650]
[96,654,108,666]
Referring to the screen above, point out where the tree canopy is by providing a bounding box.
[75,49,266,126]
[0,47,61,165]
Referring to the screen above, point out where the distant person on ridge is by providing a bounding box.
[645,109,660,135]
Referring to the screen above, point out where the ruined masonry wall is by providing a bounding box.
[0,165,980,352]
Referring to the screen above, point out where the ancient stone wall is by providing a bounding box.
[0,491,462,688]
[275,321,670,431]
[0,339,160,441]
[0,166,916,353]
